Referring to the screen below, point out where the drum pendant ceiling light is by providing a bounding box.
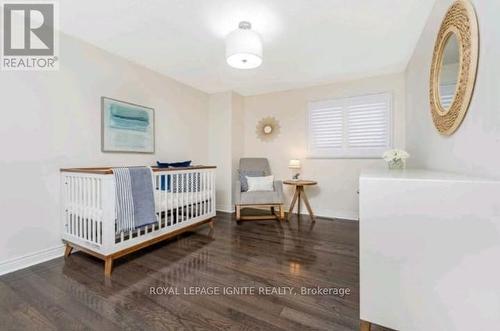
[226,21,262,69]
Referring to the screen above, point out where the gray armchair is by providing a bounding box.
[234,158,285,221]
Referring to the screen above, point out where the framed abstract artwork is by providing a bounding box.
[101,97,155,153]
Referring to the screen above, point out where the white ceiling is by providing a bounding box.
[59,0,435,96]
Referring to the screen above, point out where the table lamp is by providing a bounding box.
[288,159,301,180]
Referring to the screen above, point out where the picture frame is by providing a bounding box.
[101,97,155,153]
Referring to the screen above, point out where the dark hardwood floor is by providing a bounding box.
[0,211,392,331]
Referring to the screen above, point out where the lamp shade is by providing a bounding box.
[226,21,262,69]
[288,159,301,169]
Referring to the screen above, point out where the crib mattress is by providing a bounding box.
[154,190,211,211]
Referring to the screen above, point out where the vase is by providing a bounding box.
[387,159,405,170]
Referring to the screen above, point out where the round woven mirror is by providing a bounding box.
[429,0,478,135]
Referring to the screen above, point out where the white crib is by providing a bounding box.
[60,166,216,276]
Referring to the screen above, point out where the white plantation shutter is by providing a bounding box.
[308,99,344,150]
[308,93,392,158]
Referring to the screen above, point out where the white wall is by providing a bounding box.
[208,91,244,212]
[243,74,406,220]
[208,92,233,211]
[406,0,500,178]
[231,93,245,207]
[0,33,209,274]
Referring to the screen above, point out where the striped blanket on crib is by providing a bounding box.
[113,167,157,233]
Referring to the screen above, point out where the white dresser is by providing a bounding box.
[359,168,500,331]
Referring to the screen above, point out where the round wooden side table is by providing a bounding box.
[283,180,317,221]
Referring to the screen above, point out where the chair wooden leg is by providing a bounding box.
[104,257,113,277]
[360,320,371,331]
[236,205,241,220]
[64,244,73,258]
[279,205,285,221]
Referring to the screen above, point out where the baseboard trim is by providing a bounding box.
[314,210,359,221]
[0,244,65,276]
[216,205,234,213]
[216,208,359,221]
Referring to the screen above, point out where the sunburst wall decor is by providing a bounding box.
[256,116,281,142]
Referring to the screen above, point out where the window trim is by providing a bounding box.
[306,92,394,159]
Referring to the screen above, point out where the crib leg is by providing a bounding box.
[208,220,214,230]
[64,244,73,258]
[104,257,113,277]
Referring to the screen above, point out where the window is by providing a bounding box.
[307,92,392,158]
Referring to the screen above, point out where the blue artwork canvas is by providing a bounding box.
[101,97,155,153]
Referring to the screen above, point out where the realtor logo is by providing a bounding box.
[1,2,59,70]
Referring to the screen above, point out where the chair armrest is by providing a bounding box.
[274,180,284,203]
[234,180,242,205]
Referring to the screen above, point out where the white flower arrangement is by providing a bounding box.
[383,149,410,169]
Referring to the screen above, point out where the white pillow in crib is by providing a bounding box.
[246,175,274,192]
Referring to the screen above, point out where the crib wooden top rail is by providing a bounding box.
[60,165,216,175]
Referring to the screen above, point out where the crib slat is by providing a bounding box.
[80,177,84,239]
[196,172,200,218]
[199,172,202,216]
[184,173,187,222]
[88,178,91,240]
[64,176,69,235]
[209,171,212,214]
[200,171,203,216]
[180,173,184,223]
[190,172,194,220]
[93,178,97,243]
[96,178,99,243]
[91,178,94,240]
[203,171,207,215]
[68,177,72,235]
[86,177,90,240]
[212,170,215,213]
[72,176,76,236]
[178,173,181,223]
[205,171,209,215]
[89,178,93,242]
[84,177,88,240]
[208,171,212,213]
[83,177,86,239]
[97,178,101,244]
[159,175,163,227]
[97,177,101,210]
[168,174,172,227]
[182,173,185,221]
[76,177,79,237]
[77,177,81,238]
[206,171,209,214]
[207,171,211,213]
[182,173,185,222]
